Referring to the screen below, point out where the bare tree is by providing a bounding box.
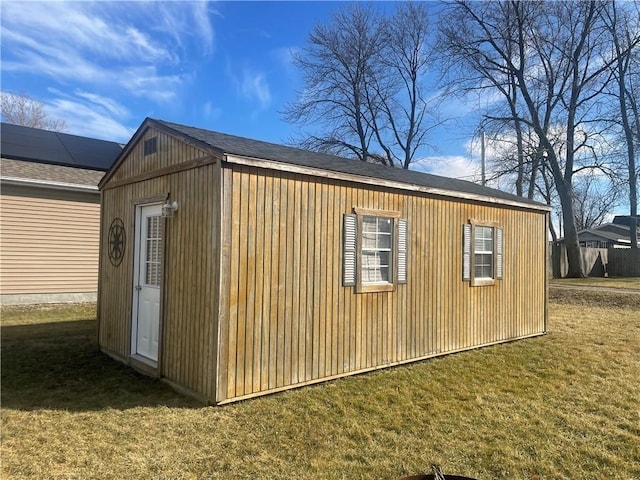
[1,92,67,132]
[284,2,438,168]
[438,1,622,277]
[438,1,532,196]
[603,2,640,248]
[572,174,620,230]
[284,4,384,163]
[369,2,438,168]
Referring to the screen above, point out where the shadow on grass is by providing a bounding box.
[1,319,201,411]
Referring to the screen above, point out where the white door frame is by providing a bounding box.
[131,202,164,365]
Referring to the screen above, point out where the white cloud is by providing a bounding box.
[413,155,482,182]
[0,1,214,102]
[151,1,217,55]
[44,90,134,142]
[270,46,299,74]
[202,101,222,120]
[225,59,272,111]
[72,91,129,118]
[241,71,272,109]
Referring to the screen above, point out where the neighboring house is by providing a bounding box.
[575,216,640,248]
[0,123,122,304]
[98,118,550,404]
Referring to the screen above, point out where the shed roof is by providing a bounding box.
[105,118,550,211]
[0,122,122,171]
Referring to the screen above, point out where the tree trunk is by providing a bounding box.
[626,86,639,248]
[556,179,584,277]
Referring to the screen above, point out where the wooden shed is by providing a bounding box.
[98,118,550,404]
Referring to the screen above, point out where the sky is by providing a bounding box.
[0,0,486,181]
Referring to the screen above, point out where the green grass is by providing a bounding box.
[2,293,639,480]
[549,276,640,290]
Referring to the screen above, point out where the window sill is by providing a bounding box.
[357,283,395,293]
[472,278,496,287]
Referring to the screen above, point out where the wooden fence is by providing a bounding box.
[550,244,640,277]
[608,248,640,277]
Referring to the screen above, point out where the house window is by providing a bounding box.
[144,137,158,156]
[361,216,393,284]
[474,226,494,279]
[343,209,407,293]
[463,222,503,286]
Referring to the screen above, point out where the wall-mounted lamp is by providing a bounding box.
[162,200,179,218]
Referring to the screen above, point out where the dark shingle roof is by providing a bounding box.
[0,158,103,187]
[1,122,122,171]
[154,119,545,209]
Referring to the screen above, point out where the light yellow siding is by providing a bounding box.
[99,127,221,401]
[217,164,547,403]
[98,123,548,406]
[0,188,100,295]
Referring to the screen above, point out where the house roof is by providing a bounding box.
[577,228,630,245]
[0,122,122,171]
[103,118,549,211]
[612,215,639,227]
[0,158,103,191]
[570,222,636,245]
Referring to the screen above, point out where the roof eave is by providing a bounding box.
[224,153,552,213]
[0,176,99,193]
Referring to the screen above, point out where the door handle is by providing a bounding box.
[135,285,142,291]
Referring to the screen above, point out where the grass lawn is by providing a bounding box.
[2,291,639,480]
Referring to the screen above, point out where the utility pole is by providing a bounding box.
[480,130,486,186]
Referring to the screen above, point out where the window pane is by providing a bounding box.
[362,251,379,268]
[473,226,494,280]
[474,253,493,279]
[379,217,392,233]
[378,232,392,249]
[362,232,377,249]
[144,215,162,286]
[362,216,377,233]
[360,217,394,285]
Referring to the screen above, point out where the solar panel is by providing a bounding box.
[0,123,121,171]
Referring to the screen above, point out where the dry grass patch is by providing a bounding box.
[549,276,640,290]
[2,295,639,480]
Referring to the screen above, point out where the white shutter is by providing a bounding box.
[343,214,357,286]
[496,227,503,280]
[397,218,408,284]
[463,223,472,281]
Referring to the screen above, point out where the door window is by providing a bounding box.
[145,215,162,286]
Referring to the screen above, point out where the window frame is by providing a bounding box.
[354,208,401,293]
[465,220,503,287]
[143,136,158,156]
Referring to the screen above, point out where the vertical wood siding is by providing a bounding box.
[99,131,220,401]
[0,188,100,294]
[110,127,210,183]
[218,164,547,403]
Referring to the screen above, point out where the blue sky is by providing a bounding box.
[1,1,491,179]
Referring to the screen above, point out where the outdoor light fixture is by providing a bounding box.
[161,200,178,218]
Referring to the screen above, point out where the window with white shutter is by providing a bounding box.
[463,221,504,286]
[397,219,408,284]
[496,227,503,280]
[463,223,472,281]
[343,214,357,287]
[343,209,407,293]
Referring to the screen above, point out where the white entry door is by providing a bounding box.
[132,203,163,363]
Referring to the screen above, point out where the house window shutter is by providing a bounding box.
[397,218,407,284]
[463,223,472,281]
[496,227,503,280]
[343,214,357,286]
